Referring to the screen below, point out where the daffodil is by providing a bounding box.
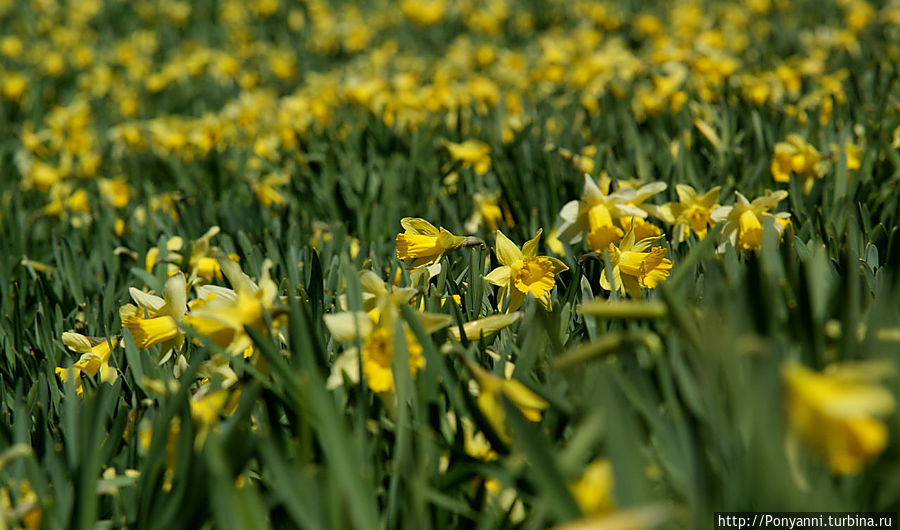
[0,479,41,530]
[830,141,862,171]
[184,258,285,358]
[185,226,241,284]
[464,191,509,234]
[324,306,451,393]
[144,235,184,276]
[484,229,569,312]
[557,173,667,248]
[395,217,479,270]
[120,272,188,358]
[598,228,673,299]
[251,171,290,208]
[569,459,615,516]
[653,184,721,242]
[783,361,894,475]
[55,332,119,397]
[711,190,790,251]
[189,384,241,448]
[456,413,498,461]
[442,139,491,175]
[463,357,548,442]
[771,134,828,192]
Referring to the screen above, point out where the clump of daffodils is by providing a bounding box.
[556,173,667,252]
[484,229,568,312]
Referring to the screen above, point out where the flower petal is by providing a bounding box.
[324,312,374,342]
[494,230,523,266]
[400,217,439,235]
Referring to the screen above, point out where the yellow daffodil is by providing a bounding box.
[442,139,491,175]
[0,479,41,530]
[783,361,894,475]
[653,184,721,242]
[186,226,241,284]
[831,141,862,171]
[189,385,241,448]
[395,217,479,270]
[120,272,188,358]
[463,357,548,442]
[324,306,451,393]
[55,332,119,397]
[771,134,828,192]
[484,229,569,312]
[145,235,184,276]
[557,173,667,248]
[464,191,510,234]
[569,459,615,516]
[445,412,498,461]
[98,178,131,208]
[598,228,673,299]
[711,190,790,251]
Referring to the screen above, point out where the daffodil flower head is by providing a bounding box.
[598,227,673,299]
[55,332,119,397]
[396,217,476,270]
[120,272,188,359]
[442,138,491,175]
[145,235,184,276]
[323,308,451,393]
[465,190,509,234]
[569,459,616,516]
[186,226,241,284]
[445,412,498,461]
[771,134,828,192]
[655,184,721,242]
[711,190,790,252]
[464,358,548,442]
[184,257,284,358]
[585,203,624,252]
[484,229,569,313]
[783,361,895,475]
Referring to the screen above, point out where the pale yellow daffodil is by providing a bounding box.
[711,190,790,251]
